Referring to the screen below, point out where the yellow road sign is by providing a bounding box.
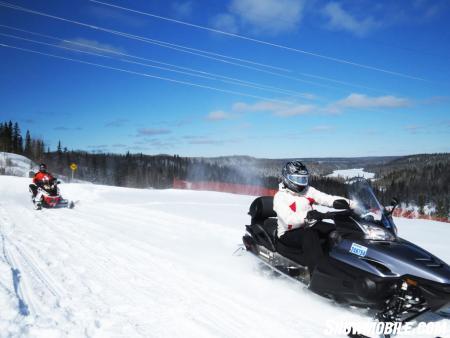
[70,163,78,171]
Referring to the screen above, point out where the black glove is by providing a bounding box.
[306,210,326,221]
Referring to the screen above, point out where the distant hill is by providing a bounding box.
[367,154,450,217]
[197,155,398,177]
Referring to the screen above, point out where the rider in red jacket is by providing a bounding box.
[29,163,56,199]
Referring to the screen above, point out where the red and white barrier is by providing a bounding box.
[173,179,449,223]
[173,179,277,197]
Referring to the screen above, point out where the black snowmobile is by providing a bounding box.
[242,177,450,324]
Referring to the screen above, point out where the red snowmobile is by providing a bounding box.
[30,179,74,210]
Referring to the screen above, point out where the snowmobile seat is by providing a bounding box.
[248,197,278,237]
[248,196,277,223]
[248,196,278,250]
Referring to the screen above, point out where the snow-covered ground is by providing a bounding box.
[0,152,37,177]
[327,168,375,180]
[0,175,449,337]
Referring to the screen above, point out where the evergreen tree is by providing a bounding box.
[12,122,23,154]
[24,130,32,157]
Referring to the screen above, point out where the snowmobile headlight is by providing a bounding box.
[363,224,396,241]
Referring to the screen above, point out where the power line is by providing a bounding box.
[0,1,291,74]
[90,0,427,81]
[0,24,229,76]
[299,72,380,93]
[0,26,309,97]
[0,32,219,81]
[0,42,296,104]
[103,28,382,92]
[82,28,340,91]
[0,1,384,93]
[1,1,291,73]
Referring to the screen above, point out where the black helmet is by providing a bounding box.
[39,163,47,172]
[282,160,309,193]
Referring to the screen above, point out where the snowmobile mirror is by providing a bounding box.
[390,197,399,213]
[385,198,399,216]
[390,197,399,207]
[57,180,61,184]
[333,199,350,210]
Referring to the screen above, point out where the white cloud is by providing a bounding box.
[322,2,381,37]
[210,13,239,34]
[105,119,128,127]
[211,1,448,38]
[89,6,147,28]
[60,38,125,56]
[206,111,232,121]
[412,0,449,21]
[334,93,410,109]
[211,93,411,122]
[136,128,171,136]
[404,125,422,133]
[231,0,304,35]
[232,101,285,113]
[232,100,316,117]
[273,104,315,117]
[212,0,305,36]
[172,1,193,18]
[421,96,449,105]
[299,93,318,100]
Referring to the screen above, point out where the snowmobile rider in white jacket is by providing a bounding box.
[273,161,355,273]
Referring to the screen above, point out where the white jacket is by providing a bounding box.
[273,183,351,237]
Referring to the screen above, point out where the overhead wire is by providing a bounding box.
[90,0,426,81]
[106,29,340,90]
[0,26,311,97]
[0,42,297,104]
[0,1,289,73]
[0,1,383,93]
[0,32,220,81]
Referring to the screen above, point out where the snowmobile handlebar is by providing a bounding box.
[306,209,352,221]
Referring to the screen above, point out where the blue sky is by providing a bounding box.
[0,0,449,158]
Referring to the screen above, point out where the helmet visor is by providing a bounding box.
[287,174,308,186]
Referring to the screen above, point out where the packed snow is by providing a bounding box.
[0,175,449,337]
[327,168,375,180]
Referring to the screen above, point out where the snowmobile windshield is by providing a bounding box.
[347,177,397,234]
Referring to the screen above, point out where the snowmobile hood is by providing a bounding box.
[331,238,450,285]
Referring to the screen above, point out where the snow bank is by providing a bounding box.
[0,152,37,177]
[0,176,448,337]
[327,168,375,180]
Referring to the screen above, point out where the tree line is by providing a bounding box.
[0,121,45,160]
[365,154,449,217]
[1,121,448,218]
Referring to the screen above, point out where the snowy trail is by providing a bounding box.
[0,176,449,337]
